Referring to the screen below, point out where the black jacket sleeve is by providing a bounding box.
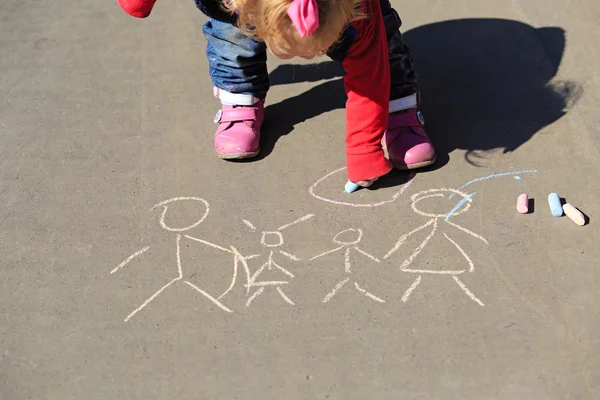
[193,0,237,23]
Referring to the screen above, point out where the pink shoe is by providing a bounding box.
[213,100,264,159]
[384,108,436,170]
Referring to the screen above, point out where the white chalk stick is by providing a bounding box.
[563,203,586,226]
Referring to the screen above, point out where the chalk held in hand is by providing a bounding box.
[563,203,586,226]
[345,181,361,194]
[516,193,529,214]
[548,193,563,217]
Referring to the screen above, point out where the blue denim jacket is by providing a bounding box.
[193,0,360,61]
[194,0,395,64]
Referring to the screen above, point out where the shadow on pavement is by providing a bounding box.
[256,19,581,173]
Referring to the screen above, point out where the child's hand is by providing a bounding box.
[345,177,379,193]
[356,178,378,188]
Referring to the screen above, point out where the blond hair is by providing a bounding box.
[224,0,363,57]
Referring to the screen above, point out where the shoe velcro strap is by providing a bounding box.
[387,110,424,129]
[219,108,258,123]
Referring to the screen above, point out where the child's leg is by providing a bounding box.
[203,19,269,159]
[380,1,436,169]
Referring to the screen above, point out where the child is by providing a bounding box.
[117,0,435,187]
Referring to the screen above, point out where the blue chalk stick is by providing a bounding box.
[548,193,563,217]
[345,181,361,193]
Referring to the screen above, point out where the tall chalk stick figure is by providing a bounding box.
[112,197,240,321]
[384,189,488,306]
[311,228,385,303]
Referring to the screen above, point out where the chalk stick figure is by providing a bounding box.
[384,189,489,306]
[240,214,314,307]
[112,197,241,321]
[311,228,385,303]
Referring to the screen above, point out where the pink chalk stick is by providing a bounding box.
[517,193,529,214]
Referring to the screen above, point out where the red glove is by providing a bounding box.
[117,0,157,18]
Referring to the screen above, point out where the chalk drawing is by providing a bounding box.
[448,170,538,199]
[384,189,488,306]
[309,167,415,208]
[112,197,238,321]
[241,214,315,307]
[111,246,150,274]
[151,197,210,231]
[111,169,530,314]
[445,192,476,221]
[311,228,385,303]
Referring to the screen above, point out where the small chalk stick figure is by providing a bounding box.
[384,189,489,306]
[240,214,314,307]
[311,228,385,303]
[112,197,240,321]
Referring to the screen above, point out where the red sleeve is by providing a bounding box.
[342,0,392,182]
[117,0,156,18]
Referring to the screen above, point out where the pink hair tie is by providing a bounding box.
[286,0,320,37]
